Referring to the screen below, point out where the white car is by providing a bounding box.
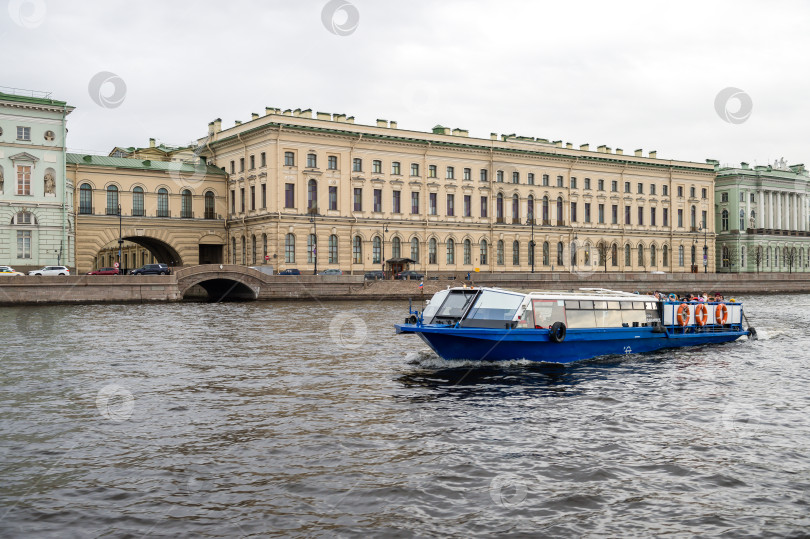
[28,265,70,276]
[0,265,24,276]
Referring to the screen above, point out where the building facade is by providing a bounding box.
[197,109,717,275]
[0,89,74,270]
[715,161,810,272]
[68,153,228,273]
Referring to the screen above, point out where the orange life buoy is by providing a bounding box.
[695,303,708,326]
[715,303,729,325]
[676,303,690,326]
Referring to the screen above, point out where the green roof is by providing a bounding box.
[67,153,226,176]
[0,91,70,108]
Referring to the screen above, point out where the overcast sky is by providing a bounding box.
[4,0,809,168]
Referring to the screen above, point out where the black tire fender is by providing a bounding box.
[549,321,567,343]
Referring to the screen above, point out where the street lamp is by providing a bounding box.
[117,203,123,273]
[309,209,318,274]
[526,217,535,273]
[382,221,389,278]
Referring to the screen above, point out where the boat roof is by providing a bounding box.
[447,286,659,303]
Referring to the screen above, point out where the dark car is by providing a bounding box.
[364,270,385,280]
[87,267,120,275]
[278,268,301,275]
[130,264,171,275]
[395,270,424,280]
[318,269,343,275]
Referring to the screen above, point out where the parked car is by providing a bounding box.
[87,267,120,275]
[395,270,424,280]
[319,269,343,275]
[28,266,70,276]
[130,263,171,275]
[278,268,301,275]
[364,270,385,280]
[0,265,24,276]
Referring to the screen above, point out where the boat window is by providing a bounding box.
[422,289,450,323]
[434,290,478,322]
[633,302,645,310]
[517,303,535,328]
[607,301,620,310]
[622,309,647,325]
[565,300,579,309]
[594,301,607,309]
[620,302,634,310]
[579,300,594,310]
[465,290,525,322]
[532,299,566,328]
[567,309,597,328]
[595,309,624,327]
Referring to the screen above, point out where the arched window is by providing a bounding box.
[411,238,419,261]
[447,238,455,264]
[583,242,591,266]
[637,244,645,267]
[542,196,549,223]
[721,209,729,231]
[497,240,505,265]
[480,239,488,265]
[133,186,144,216]
[231,237,237,264]
[80,183,93,214]
[691,205,697,229]
[392,236,401,259]
[527,196,534,222]
[307,179,318,212]
[775,247,781,267]
[691,245,696,266]
[766,246,770,267]
[496,193,504,220]
[428,238,437,264]
[512,194,520,221]
[285,233,295,263]
[543,241,550,266]
[262,233,268,263]
[528,238,535,267]
[556,197,563,224]
[625,244,631,267]
[204,191,215,219]
[662,245,669,266]
[373,236,381,264]
[463,239,471,265]
[750,209,756,228]
[106,185,119,215]
[329,234,338,263]
[252,235,257,265]
[353,236,363,263]
[722,246,730,268]
[611,243,618,267]
[512,240,520,266]
[308,234,317,263]
[739,209,745,231]
[241,236,246,265]
[181,189,192,218]
[12,211,36,225]
[556,242,564,266]
[650,244,657,267]
[157,188,169,217]
[570,241,577,266]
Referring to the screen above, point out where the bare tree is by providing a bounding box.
[787,247,796,274]
[755,246,763,274]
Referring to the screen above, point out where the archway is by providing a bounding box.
[183,278,258,302]
[92,236,183,273]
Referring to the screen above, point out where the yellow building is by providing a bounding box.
[68,153,228,273]
[195,110,717,275]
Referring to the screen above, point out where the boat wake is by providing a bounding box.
[405,348,541,369]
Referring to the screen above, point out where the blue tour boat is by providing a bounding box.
[395,287,755,363]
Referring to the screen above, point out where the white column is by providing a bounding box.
[745,192,750,231]
[768,191,773,229]
[777,192,783,230]
[795,193,800,231]
[758,190,765,228]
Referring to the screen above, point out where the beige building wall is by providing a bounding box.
[199,111,716,274]
[67,155,228,273]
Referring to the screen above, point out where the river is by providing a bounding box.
[1,294,809,537]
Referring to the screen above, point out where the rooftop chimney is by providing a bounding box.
[251,113,259,120]
[635,149,643,157]
[214,118,222,132]
[616,148,623,155]
[316,112,331,121]
[566,143,573,149]
[649,150,657,159]
[490,133,498,141]
[580,143,589,151]
[390,121,397,129]
[149,138,155,148]
[376,119,388,127]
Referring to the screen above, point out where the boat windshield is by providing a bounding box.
[422,289,450,324]
[462,290,525,328]
[432,290,479,323]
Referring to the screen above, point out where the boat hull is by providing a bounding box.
[395,324,748,363]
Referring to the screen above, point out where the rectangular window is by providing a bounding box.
[240,187,245,212]
[411,163,419,176]
[353,158,362,172]
[411,192,419,214]
[611,204,618,224]
[480,169,488,182]
[497,170,504,182]
[650,207,656,226]
[329,186,338,211]
[584,178,591,190]
[284,152,295,166]
[650,184,656,195]
[663,208,669,227]
[703,188,708,199]
[677,209,683,227]
[464,195,471,217]
[373,189,382,212]
[17,230,31,258]
[16,165,31,195]
[353,188,363,211]
[585,202,591,223]
[285,183,295,208]
[611,180,618,192]
[249,155,255,169]
[598,179,604,191]
[570,202,577,223]
[328,155,338,170]
[528,173,535,185]
[720,192,728,202]
[637,183,643,194]
[677,186,684,197]
[250,185,255,210]
[372,160,382,174]
[702,210,707,228]
[638,206,644,225]
[429,192,437,215]
[428,165,437,178]
[624,181,631,193]
[230,161,235,174]
[230,189,235,214]
[307,153,318,168]
[447,194,455,216]
[541,174,548,186]
[557,175,564,187]
[239,158,245,172]
[260,152,266,167]
[393,190,401,213]
[512,171,519,184]
[598,203,605,224]
[392,161,401,175]
[461,167,470,181]
[16,126,31,141]
[571,177,577,189]
[447,166,455,179]
[480,196,488,218]
[261,184,267,208]
[625,206,631,225]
